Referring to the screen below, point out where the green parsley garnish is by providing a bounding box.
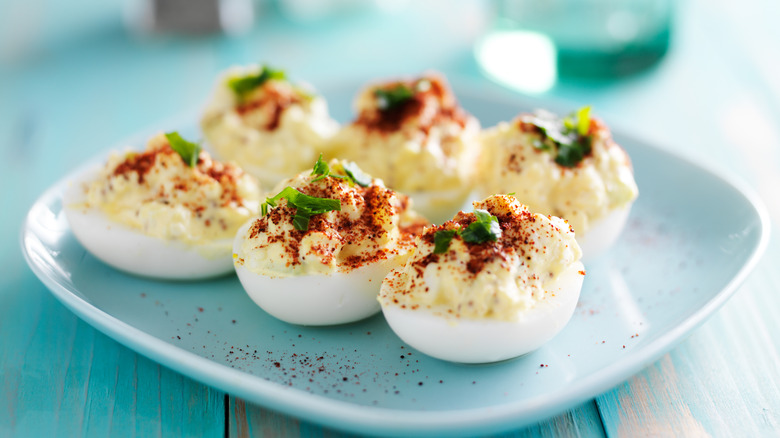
[342,161,372,187]
[432,209,502,254]
[433,229,459,254]
[373,79,433,111]
[309,154,371,187]
[310,154,332,182]
[575,106,591,136]
[164,132,201,167]
[261,186,340,231]
[461,210,502,244]
[528,106,593,168]
[228,66,286,101]
[374,84,414,110]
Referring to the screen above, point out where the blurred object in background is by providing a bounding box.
[0,0,121,65]
[124,0,254,35]
[277,0,411,22]
[476,0,672,93]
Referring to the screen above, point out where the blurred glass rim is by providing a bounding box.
[122,0,255,35]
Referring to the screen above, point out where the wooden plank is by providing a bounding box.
[0,276,226,437]
[112,348,141,436]
[160,364,225,437]
[501,402,605,438]
[230,398,302,438]
[0,276,78,437]
[230,398,605,438]
[58,319,97,436]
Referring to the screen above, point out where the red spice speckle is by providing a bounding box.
[110,136,248,211]
[248,173,427,272]
[234,82,303,131]
[355,74,468,135]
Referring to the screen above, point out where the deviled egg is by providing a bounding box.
[233,156,428,326]
[201,64,340,188]
[379,194,584,363]
[64,132,261,279]
[480,107,638,260]
[328,72,482,224]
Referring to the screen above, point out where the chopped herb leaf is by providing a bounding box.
[228,66,286,100]
[311,154,330,182]
[563,116,575,131]
[536,117,570,145]
[576,106,591,136]
[374,84,414,110]
[290,193,340,215]
[165,132,201,167]
[310,155,347,183]
[342,161,372,187]
[265,187,340,214]
[554,139,592,168]
[461,209,502,244]
[264,187,298,208]
[433,229,460,254]
[432,210,501,253]
[262,187,340,231]
[292,212,312,231]
[310,155,370,187]
[526,106,594,168]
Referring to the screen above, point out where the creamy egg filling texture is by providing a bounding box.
[328,73,481,223]
[81,133,260,246]
[234,159,427,278]
[379,195,582,322]
[201,65,339,188]
[480,110,638,240]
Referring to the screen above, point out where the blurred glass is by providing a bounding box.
[124,0,254,35]
[476,0,672,93]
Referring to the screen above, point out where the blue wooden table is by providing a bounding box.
[2,0,779,436]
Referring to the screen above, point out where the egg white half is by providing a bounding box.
[232,221,389,325]
[63,168,235,280]
[578,204,632,262]
[380,261,584,363]
[229,163,291,192]
[408,188,476,225]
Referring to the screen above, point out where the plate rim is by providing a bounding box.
[20,96,771,436]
